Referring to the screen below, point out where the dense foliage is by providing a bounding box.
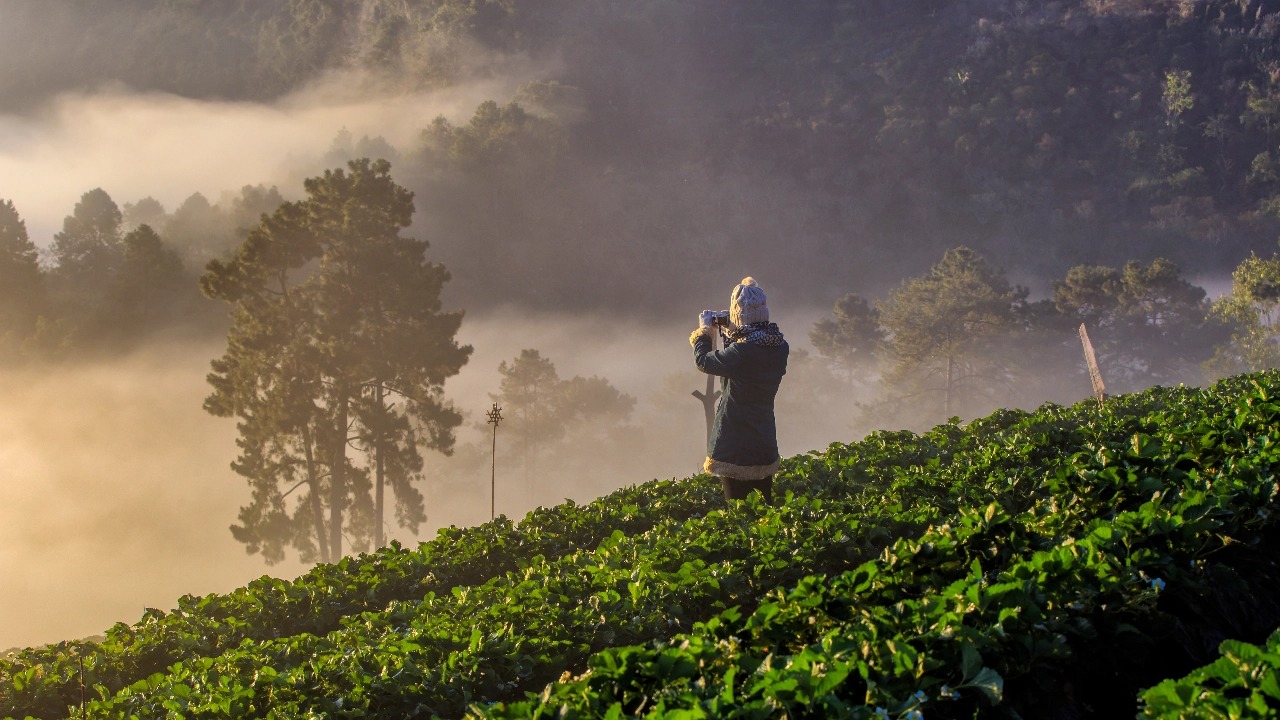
[6,0,1280,408]
[4,370,1280,718]
[1140,628,1280,717]
[7,1,1280,310]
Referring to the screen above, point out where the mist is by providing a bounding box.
[0,49,868,651]
[1,1,1258,655]
[0,69,539,247]
[0,66,1121,647]
[0,342,309,650]
[0,296,868,651]
[427,303,864,516]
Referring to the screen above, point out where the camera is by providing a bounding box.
[710,311,731,326]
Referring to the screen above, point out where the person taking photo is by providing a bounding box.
[690,277,789,504]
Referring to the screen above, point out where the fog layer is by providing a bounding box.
[0,71,532,245]
[0,343,309,649]
[0,304,860,650]
[1,0,1255,652]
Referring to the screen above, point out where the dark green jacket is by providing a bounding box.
[692,330,788,479]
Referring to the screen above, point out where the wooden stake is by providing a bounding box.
[692,329,722,454]
[1078,323,1106,406]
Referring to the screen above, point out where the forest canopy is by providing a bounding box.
[5,0,1280,314]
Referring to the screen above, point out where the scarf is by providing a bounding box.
[724,321,785,347]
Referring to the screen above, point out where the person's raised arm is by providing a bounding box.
[691,325,742,376]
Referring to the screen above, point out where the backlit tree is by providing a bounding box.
[492,349,635,494]
[809,292,886,386]
[1053,258,1217,391]
[0,199,43,349]
[1205,252,1280,375]
[877,246,1025,421]
[203,158,470,563]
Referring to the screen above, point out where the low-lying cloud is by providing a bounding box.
[0,304,858,651]
[0,70,532,246]
[0,342,309,649]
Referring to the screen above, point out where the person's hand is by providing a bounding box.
[699,310,715,328]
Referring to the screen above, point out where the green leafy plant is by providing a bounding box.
[1141,629,1280,717]
[4,372,1280,719]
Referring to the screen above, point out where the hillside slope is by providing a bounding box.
[4,371,1280,718]
[8,1,1280,310]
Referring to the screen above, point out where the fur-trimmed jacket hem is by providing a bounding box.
[704,456,779,481]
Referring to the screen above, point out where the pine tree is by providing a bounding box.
[878,246,1025,421]
[203,159,470,563]
[108,224,189,334]
[1205,252,1280,375]
[50,188,123,278]
[492,349,635,494]
[809,292,885,386]
[1053,258,1216,390]
[48,188,125,337]
[0,199,44,348]
[494,348,561,489]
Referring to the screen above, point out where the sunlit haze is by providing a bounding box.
[0,1,1267,657]
[0,306,852,650]
[0,70,854,650]
[0,72,528,246]
[0,343,310,648]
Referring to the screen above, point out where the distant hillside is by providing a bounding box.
[6,0,1280,309]
[3,370,1280,718]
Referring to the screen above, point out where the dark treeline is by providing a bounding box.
[2,1,1280,377]
[0,1,343,106]
[806,244,1279,430]
[0,1,1279,393]
[0,186,288,359]
[5,0,1280,313]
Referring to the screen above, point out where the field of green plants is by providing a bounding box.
[5,371,1280,719]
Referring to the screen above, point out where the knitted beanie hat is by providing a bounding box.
[730,277,769,326]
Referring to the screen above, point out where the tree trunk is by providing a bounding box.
[329,392,349,559]
[374,384,386,549]
[691,331,721,452]
[302,424,330,564]
[945,352,955,416]
[692,372,720,447]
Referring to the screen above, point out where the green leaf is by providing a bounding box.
[961,643,982,680]
[968,667,1004,704]
[1258,672,1280,701]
